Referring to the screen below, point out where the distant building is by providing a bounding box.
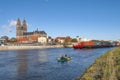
[79,37,90,42]
[55,37,66,44]
[47,36,52,43]
[16,18,47,43]
[1,36,9,41]
[117,39,120,43]
[75,36,90,42]
[0,38,5,45]
[76,36,80,42]
[38,37,47,43]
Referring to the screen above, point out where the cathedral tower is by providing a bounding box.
[16,18,21,38]
[22,19,27,32]
[16,18,27,38]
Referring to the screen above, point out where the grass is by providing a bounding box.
[77,47,120,80]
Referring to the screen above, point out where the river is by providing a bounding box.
[0,47,113,80]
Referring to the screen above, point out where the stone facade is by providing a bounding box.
[16,18,47,43]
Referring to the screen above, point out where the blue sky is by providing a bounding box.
[0,0,120,40]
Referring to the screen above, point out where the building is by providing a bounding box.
[55,37,66,44]
[16,18,47,43]
[0,38,5,45]
[79,37,90,42]
[76,36,80,42]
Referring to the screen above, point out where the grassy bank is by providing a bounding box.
[77,47,120,80]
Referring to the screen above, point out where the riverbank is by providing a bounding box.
[77,47,120,80]
[0,45,64,51]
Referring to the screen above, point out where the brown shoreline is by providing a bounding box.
[0,45,64,51]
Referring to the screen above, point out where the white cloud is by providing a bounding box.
[9,20,17,28]
[0,19,31,37]
[1,20,17,35]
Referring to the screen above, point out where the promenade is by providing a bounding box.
[0,45,63,51]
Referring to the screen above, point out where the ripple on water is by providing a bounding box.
[0,48,113,80]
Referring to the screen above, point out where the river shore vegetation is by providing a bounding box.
[77,47,120,80]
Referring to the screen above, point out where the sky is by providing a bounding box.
[0,0,120,40]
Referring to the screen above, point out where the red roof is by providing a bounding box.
[16,35,38,42]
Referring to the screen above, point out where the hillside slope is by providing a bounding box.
[77,47,120,80]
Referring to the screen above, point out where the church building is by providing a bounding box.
[16,18,47,43]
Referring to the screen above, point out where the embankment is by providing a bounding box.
[0,45,63,51]
[77,47,120,80]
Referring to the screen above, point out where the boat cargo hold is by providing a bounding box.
[73,40,120,49]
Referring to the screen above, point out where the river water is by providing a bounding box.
[0,47,113,80]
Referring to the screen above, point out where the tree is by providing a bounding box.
[10,37,17,42]
[1,36,9,42]
[64,36,72,45]
[72,38,78,42]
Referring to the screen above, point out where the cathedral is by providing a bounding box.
[16,18,47,43]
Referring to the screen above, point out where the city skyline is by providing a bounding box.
[0,0,120,40]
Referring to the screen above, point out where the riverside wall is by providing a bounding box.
[0,45,64,51]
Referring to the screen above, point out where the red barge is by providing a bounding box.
[73,40,118,49]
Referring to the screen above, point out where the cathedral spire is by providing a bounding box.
[23,19,27,27]
[17,18,21,26]
[22,19,27,32]
[16,18,21,37]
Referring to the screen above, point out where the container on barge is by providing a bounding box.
[73,40,118,49]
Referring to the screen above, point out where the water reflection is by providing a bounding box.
[38,50,48,63]
[17,51,28,80]
[0,48,113,80]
